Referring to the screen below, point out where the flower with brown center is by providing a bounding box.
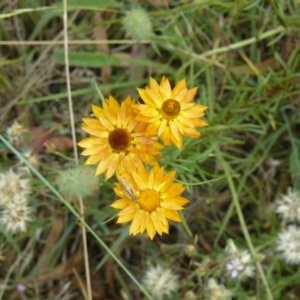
[78,96,163,179]
[133,77,208,149]
[111,164,189,240]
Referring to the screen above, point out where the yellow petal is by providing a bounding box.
[161,126,172,146]
[130,210,144,235]
[95,154,113,176]
[140,211,149,233]
[182,127,200,138]
[103,105,118,126]
[146,217,157,240]
[132,171,146,190]
[191,118,208,127]
[175,88,187,101]
[168,196,189,206]
[182,105,208,118]
[160,170,176,193]
[158,118,167,137]
[159,77,172,98]
[161,222,169,234]
[106,153,120,179]
[125,153,142,170]
[138,108,159,118]
[153,167,164,191]
[146,120,161,136]
[176,115,194,128]
[162,183,185,198]
[169,121,180,141]
[149,77,160,92]
[82,117,102,128]
[148,167,155,189]
[123,95,134,106]
[113,187,125,198]
[156,208,168,227]
[180,103,194,110]
[107,96,121,113]
[119,102,131,128]
[151,212,162,236]
[146,88,163,106]
[134,136,155,145]
[161,201,184,210]
[81,145,105,156]
[172,78,186,97]
[137,88,155,106]
[111,198,134,209]
[81,125,107,138]
[117,212,135,223]
[161,208,182,222]
[84,154,103,165]
[77,137,102,147]
[99,117,114,131]
[119,205,136,216]
[92,104,104,119]
[136,163,149,184]
[172,119,184,135]
[126,118,139,133]
[170,133,182,150]
[182,87,197,103]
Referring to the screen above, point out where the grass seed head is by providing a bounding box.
[122,8,153,40]
[56,165,99,199]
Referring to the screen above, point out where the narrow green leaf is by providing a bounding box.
[53,0,121,10]
[54,50,121,67]
[54,50,174,74]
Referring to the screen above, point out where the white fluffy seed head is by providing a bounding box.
[276,225,300,264]
[0,201,32,234]
[6,121,27,147]
[276,187,300,223]
[204,278,232,300]
[183,290,197,300]
[0,169,31,205]
[142,265,179,300]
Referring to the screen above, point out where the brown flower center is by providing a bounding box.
[138,189,161,213]
[108,128,132,152]
[160,99,181,120]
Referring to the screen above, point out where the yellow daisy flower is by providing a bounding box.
[111,164,189,240]
[78,96,163,179]
[134,77,208,149]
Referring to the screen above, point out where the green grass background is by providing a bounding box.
[0,0,300,299]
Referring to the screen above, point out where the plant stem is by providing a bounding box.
[216,150,274,300]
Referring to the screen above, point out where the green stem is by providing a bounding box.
[216,149,273,300]
[168,26,286,61]
[200,26,286,58]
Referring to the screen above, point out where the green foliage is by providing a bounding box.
[1,0,300,299]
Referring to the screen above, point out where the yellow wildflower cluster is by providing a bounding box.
[78,77,208,239]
